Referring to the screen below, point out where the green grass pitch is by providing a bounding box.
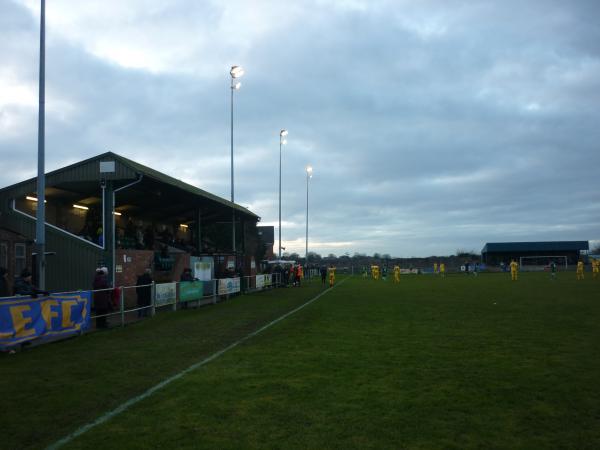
[2,273,599,449]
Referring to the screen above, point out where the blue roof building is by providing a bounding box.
[481,241,589,265]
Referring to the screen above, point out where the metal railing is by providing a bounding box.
[74,273,284,330]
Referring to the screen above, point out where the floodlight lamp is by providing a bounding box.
[230,65,244,78]
[280,129,288,137]
[233,82,241,90]
[281,139,287,145]
[306,166,313,177]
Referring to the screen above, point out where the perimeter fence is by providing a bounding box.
[0,272,309,351]
[83,273,285,330]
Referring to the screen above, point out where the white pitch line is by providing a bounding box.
[47,278,348,450]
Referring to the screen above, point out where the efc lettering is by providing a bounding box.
[9,305,36,338]
[0,293,90,349]
[6,299,81,337]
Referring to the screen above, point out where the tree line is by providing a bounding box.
[280,250,481,268]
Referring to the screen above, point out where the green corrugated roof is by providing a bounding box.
[482,241,589,253]
[108,152,259,218]
[0,151,259,219]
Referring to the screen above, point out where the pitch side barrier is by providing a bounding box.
[0,273,283,351]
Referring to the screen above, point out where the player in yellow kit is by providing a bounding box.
[328,264,336,287]
[440,263,446,278]
[433,262,438,274]
[576,260,584,280]
[592,259,599,279]
[510,259,518,281]
[393,265,400,283]
[371,265,379,280]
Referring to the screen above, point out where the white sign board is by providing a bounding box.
[218,278,240,295]
[264,274,272,287]
[99,161,115,173]
[155,282,176,306]
[194,261,212,281]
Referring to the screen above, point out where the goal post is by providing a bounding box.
[519,256,568,272]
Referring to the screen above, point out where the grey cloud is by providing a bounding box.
[1,0,598,256]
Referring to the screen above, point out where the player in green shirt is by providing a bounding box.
[550,261,557,280]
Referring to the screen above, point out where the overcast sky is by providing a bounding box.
[1,0,599,257]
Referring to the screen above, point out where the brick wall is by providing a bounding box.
[115,249,154,287]
[171,253,191,282]
[114,248,192,287]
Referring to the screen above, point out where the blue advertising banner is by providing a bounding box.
[0,292,91,349]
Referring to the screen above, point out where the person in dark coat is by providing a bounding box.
[136,268,153,317]
[93,267,111,328]
[180,268,194,282]
[283,266,290,286]
[0,267,9,298]
[13,269,48,297]
[320,265,327,286]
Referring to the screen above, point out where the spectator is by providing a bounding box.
[0,267,9,297]
[136,227,144,249]
[93,267,111,329]
[125,218,136,241]
[13,269,49,297]
[320,265,327,286]
[136,268,153,317]
[96,226,103,246]
[160,245,169,258]
[283,266,290,286]
[180,267,194,282]
[144,226,155,250]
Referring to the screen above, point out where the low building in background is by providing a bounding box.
[481,241,589,267]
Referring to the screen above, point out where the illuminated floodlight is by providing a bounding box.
[230,65,245,78]
[73,204,89,210]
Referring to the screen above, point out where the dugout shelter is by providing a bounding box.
[0,152,261,292]
[481,241,589,266]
